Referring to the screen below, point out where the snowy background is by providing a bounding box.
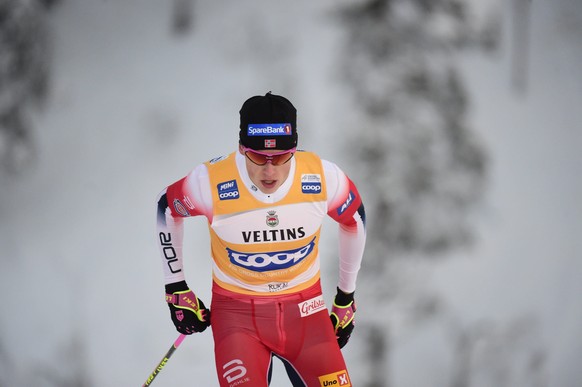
[0,0,581,386]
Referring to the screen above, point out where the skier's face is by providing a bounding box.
[240,145,293,194]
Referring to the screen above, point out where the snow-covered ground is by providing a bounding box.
[0,1,580,386]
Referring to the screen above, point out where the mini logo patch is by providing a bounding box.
[318,370,351,386]
[218,179,240,200]
[298,295,326,317]
[264,139,276,148]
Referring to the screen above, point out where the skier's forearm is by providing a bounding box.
[337,216,366,293]
[157,191,186,284]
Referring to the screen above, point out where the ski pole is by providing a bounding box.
[142,334,186,386]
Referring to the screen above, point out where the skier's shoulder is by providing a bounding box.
[205,152,236,168]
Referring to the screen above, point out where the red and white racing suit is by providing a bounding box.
[157,150,366,386]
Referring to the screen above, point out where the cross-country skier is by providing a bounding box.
[156,92,366,386]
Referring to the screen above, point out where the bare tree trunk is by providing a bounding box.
[172,0,194,35]
[0,106,35,173]
[366,324,389,387]
[450,331,472,387]
[511,0,531,94]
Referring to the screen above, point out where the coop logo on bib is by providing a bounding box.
[226,237,316,272]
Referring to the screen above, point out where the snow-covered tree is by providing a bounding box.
[0,0,49,173]
[338,0,498,258]
[334,0,502,385]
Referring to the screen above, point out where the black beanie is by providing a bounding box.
[239,92,298,150]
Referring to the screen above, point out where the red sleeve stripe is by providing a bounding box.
[328,178,364,227]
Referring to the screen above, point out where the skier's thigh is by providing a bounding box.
[214,332,272,387]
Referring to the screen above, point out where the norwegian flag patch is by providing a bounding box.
[264,139,276,148]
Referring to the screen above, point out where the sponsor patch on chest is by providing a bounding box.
[217,179,240,200]
[301,174,322,194]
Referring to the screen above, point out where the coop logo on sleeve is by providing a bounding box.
[318,370,351,386]
[217,179,240,200]
[301,174,322,194]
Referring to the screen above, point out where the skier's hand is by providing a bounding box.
[330,287,356,349]
[165,281,211,335]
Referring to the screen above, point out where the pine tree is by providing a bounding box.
[335,1,499,385]
[0,0,49,173]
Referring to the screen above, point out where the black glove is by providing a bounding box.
[165,281,211,335]
[330,287,356,348]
